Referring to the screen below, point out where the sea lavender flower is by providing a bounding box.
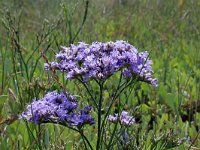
[108,111,135,126]
[67,107,96,126]
[46,40,157,86]
[20,91,95,127]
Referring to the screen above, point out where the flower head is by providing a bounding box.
[46,40,157,86]
[108,111,135,126]
[20,91,95,127]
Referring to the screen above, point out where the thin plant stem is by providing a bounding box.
[79,129,93,150]
[0,47,6,94]
[37,124,42,150]
[23,120,41,150]
[96,82,104,150]
[76,78,98,109]
[100,72,123,145]
[80,131,88,150]
[71,0,89,44]
[100,73,125,137]
[107,120,119,149]
[44,121,93,150]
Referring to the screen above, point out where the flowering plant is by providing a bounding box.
[21,40,156,150]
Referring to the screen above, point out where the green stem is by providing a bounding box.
[71,0,89,43]
[81,131,88,150]
[45,121,94,150]
[96,82,104,150]
[37,124,42,150]
[107,121,118,149]
[79,129,93,150]
[77,78,98,109]
[0,48,5,94]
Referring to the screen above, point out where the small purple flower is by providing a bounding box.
[47,40,157,86]
[120,111,135,126]
[108,115,118,123]
[20,91,95,127]
[108,111,135,126]
[66,106,95,126]
[44,63,50,70]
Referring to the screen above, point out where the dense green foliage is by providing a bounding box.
[0,0,200,149]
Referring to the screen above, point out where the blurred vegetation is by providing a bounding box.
[0,0,200,149]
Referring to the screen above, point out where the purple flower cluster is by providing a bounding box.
[108,111,135,126]
[45,40,157,86]
[20,91,95,127]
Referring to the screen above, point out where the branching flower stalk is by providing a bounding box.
[96,81,104,150]
[21,40,157,149]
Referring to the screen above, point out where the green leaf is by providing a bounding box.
[139,104,150,113]
[0,95,7,114]
[0,95,7,105]
[44,128,49,149]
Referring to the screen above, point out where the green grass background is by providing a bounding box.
[0,0,200,149]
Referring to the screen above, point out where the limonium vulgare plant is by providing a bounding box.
[21,40,157,149]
